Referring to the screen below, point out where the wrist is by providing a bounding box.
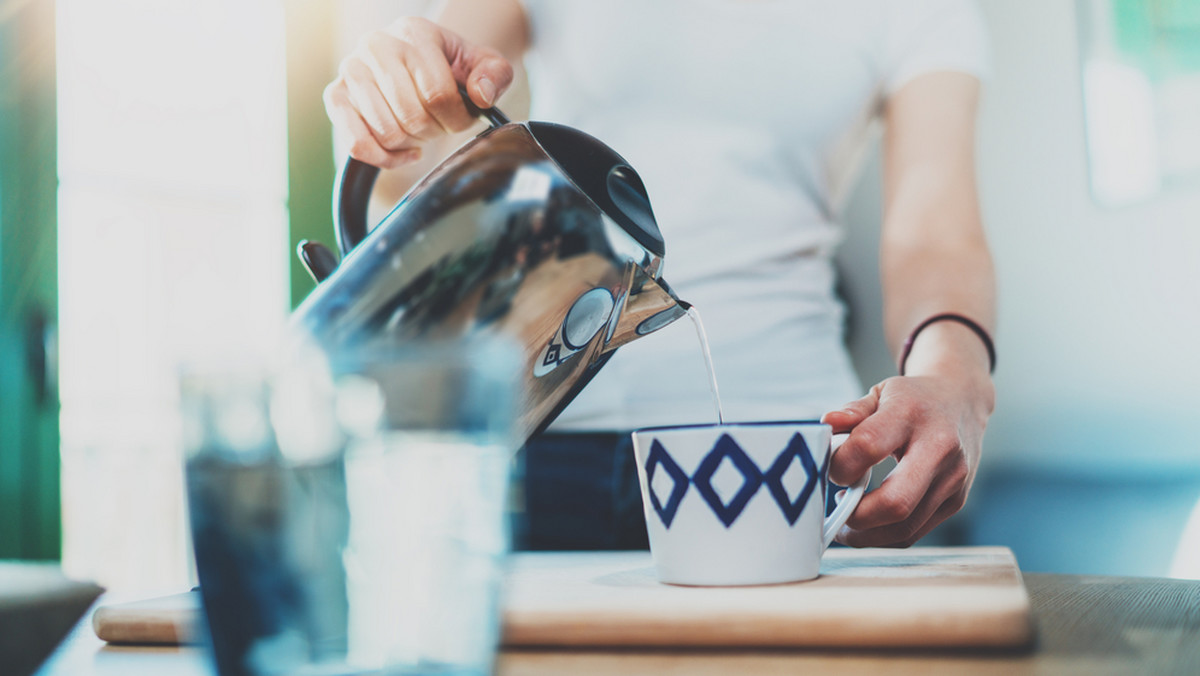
[899,313,994,376]
[901,321,996,412]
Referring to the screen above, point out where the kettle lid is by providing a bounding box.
[528,121,665,258]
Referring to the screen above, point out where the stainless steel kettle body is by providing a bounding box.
[292,104,688,442]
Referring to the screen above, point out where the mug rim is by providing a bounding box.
[632,419,826,435]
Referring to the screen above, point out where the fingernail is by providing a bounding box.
[477,77,496,106]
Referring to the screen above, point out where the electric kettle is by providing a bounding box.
[291,94,688,442]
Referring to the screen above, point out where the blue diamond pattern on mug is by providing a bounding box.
[762,433,820,526]
[692,434,764,528]
[645,440,690,528]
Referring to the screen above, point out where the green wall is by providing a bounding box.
[0,0,60,560]
[285,0,337,309]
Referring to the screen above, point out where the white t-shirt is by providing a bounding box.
[517,0,990,432]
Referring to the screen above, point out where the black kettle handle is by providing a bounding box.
[333,86,511,256]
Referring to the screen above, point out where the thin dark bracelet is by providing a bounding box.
[898,313,996,376]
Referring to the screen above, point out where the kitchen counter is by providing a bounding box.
[35,572,1200,675]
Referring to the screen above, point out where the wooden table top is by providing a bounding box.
[35,572,1200,676]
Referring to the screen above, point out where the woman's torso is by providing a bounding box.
[517,0,984,430]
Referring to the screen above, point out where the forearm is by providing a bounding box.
[881,235,995,381]
[879,71,994,386]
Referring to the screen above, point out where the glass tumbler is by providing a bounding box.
[181,338,520,676]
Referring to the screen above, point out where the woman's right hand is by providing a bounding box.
[324,16,515,169]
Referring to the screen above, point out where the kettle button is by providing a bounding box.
[562,288,616,350]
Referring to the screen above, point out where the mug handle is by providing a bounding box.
[822,435,872,549]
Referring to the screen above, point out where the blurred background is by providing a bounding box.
[0,0,1197,596]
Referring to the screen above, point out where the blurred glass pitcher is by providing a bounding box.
[292,92,688,443]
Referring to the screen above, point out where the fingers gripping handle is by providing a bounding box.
[458,83,510,127]
[332,86,510,256]
[822,437,871,549]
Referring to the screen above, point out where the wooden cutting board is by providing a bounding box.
[504,547,1032,648]
[94,546,1033,649]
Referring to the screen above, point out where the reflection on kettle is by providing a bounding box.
[291,96,689,443]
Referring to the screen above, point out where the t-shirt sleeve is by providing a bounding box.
[882,0,991,96]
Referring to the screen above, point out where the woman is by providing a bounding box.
[324,0,997,550]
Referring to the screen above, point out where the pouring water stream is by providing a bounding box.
[684,305,724,425]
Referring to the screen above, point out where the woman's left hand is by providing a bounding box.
[821,369,994,547]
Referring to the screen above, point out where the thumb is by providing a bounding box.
[443,36,514,108]
[821,387,880,433]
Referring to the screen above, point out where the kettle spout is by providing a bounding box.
[659,277,692,312]
[605,269,690,351]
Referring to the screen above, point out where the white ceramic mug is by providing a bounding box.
[632,421,870,586]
